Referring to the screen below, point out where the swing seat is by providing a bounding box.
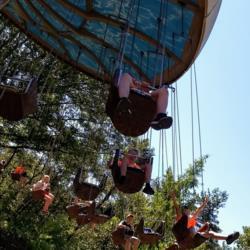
[106,85,156,137]
[187,233,207,249]
[135,218,165,245]
[0,78,37,121]
[177,233,207,249]
[112,227,127,246]
[76,213,91,226]
[70,201,96,216]
[66,204,83,219]
[172,214,207,249]
[91,214,110,224]
[76,212,110,226]
[73,168,107,200]
[172,214,190,242]
[111,160,145,194]
[165,243,179,250]
[32,190,45,201]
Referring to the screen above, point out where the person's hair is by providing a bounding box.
[126,213,134,218]
[182,205,189,210]
[128,148,139,156]
[42,175,50,181]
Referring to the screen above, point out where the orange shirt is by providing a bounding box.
[14,166,26,174]
[187,216,197,229]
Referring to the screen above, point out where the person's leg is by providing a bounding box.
[142,163,154,195]
[123,239,131,250]
[90,222,96,230]
[116,73,134,116]
[202,231,239,244]
[42,193,54,213]
[150,87,172,130]
[197,222,210,232]
[119,157,128,184]
[150,87,169,114]
[131,237,140,250]
[144,163,152,183]
[118,73,133,98]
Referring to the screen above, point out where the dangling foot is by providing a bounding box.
[151,113,173,130]
[116,97,132,116]
[226,232,240,244]
[142,183,155,195]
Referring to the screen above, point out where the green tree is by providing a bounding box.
[237,226,250,249]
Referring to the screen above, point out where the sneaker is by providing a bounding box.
[118,175,126,184]
[116,97,132,116]
[142,183,155,195]
[226,232,240,245]
[151,113,173,130]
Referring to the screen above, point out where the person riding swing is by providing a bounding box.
[118,148,154,195]
[32,175,54,215]
[169,193,240,249]
[116,72,173,130]
[117,214,140,250]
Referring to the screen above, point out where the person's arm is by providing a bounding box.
[118,220,127,229]
[192,196,209,218]
[107,158,113,169]
[170,192,181,221]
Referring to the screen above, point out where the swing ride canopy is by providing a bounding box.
[0,0,221,85]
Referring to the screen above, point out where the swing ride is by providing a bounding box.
[0,0,224,249]
[0,76,37,121]
[67,190,114,226]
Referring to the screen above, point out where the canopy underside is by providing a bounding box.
[0,0,221,85]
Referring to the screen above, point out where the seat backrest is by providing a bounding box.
[0,77,37,121]
[112,227,126,246]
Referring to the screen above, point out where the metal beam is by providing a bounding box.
[169,0,202,12]
[86,0,93,12]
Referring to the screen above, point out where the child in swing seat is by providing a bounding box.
[32,175,54,214]
[171,193,240,247]
[119,148,154,195]
[116,72,173,130]
[118,214,140,250]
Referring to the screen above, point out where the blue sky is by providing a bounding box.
[151,0,250,236]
